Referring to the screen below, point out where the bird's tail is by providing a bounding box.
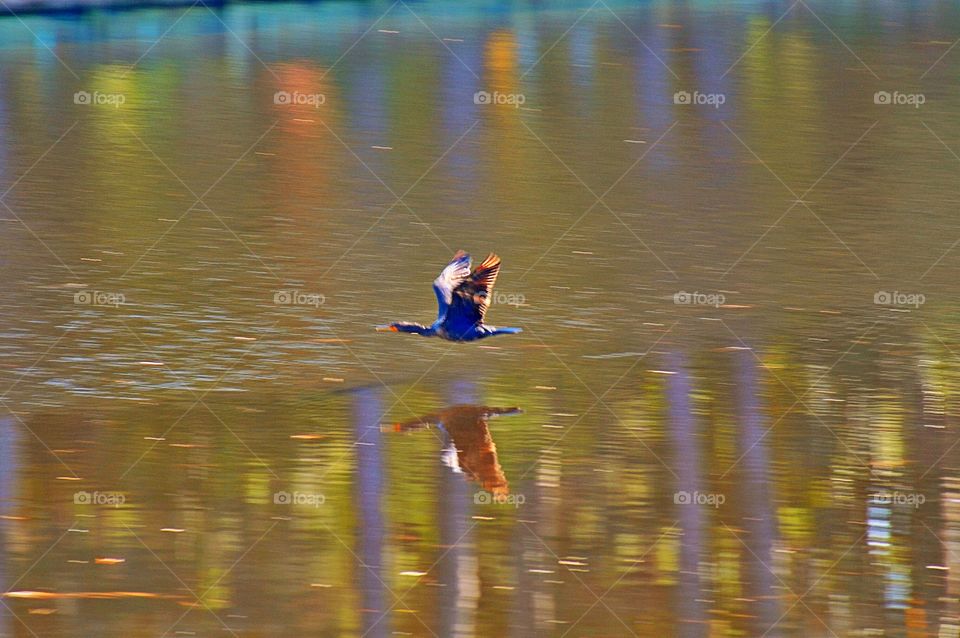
[482,407,522,417]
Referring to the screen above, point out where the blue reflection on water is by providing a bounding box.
[354,386,386,638]
[0,417,19,637]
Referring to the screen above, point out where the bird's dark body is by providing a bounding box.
[435,324,496,342]
[379,251,522,342]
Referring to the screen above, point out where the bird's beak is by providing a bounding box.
[376,325,398,332]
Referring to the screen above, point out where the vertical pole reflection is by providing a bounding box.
[0,81,7,192]
[438,382,479,638]
[354,388,386,638]
[735,349,779,632]
[441,33,480,187]
[666,353,707,638]
[344,51,389,185]
[0,417,18,636]
[915,366,946,632]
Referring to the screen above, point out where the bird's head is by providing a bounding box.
[375,324,400,332]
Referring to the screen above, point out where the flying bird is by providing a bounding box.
[377,251,522,341]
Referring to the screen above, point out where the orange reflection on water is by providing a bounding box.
[389,405,519,497]
[5,591,185,600]
[270,63,336,203]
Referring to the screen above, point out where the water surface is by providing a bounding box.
[2,1,960,635]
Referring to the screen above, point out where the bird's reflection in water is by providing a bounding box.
[386,405,520,496]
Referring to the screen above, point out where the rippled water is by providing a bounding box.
[2,0,960,635]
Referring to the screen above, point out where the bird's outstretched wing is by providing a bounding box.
[445,253,501,330]
[433,250,472,322]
